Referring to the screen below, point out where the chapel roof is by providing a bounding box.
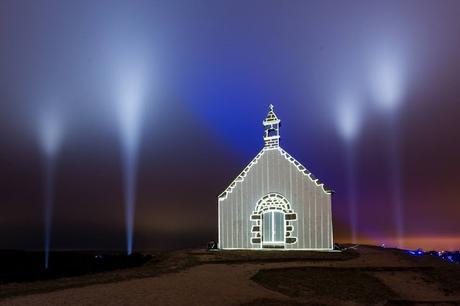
[218,147,333,200]
[218,105,333,201]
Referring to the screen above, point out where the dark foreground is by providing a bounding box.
[0,250,151,284]
[1,246,460,306]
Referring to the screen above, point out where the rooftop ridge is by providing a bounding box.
[218,146,332,201]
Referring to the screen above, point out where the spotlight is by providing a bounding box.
[336,94,362,143]
[371,53,404,113]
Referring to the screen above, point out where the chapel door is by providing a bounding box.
[262,211,285,246]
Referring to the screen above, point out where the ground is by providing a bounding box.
[1,246,460,306]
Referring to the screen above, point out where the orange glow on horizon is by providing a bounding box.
[337,236,460,251]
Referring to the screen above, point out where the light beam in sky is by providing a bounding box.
[336,94,362,143]
[371,53,404,113]
[336,93,362,244]
[370,48,407,248]
[116,64,147,256]
[38,109,63,268]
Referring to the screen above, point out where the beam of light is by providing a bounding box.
[370,49,407,248]
[387,118,404,248]
[40,110,63,159]
[345,143,358,244]
[336,95,362,143]
[116,66,146,256]
[336,94,362,244]
[38,110,63,269]
[371,53,404,113]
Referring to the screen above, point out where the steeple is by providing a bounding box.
[263,104,280,148]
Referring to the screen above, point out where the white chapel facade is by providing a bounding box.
[218,105,334,250]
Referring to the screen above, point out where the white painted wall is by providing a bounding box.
[218,147,333,250]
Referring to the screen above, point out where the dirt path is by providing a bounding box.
[0,262,310,306]
[1,246,459,306]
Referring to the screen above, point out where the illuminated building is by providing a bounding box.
[218,105,334,250]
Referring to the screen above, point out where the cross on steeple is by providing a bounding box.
[263,104,280,148]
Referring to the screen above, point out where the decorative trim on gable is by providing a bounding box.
[218,149,266,201]
[218,146,332,202]
[277,147,332,195]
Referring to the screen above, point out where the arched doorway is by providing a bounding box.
[250,193,297,248]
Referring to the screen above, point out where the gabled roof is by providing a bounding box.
[278,147,333,194]
[218,149,265,201]
[218,146,333,201]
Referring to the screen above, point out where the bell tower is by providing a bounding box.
[263,104,280,148]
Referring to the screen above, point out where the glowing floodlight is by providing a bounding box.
[371,54,404,113]
[335,93,362,244]
[336,94,362,143]
[116,66,147,256]
[370,49,407,248]
[118,78,144,151]
[39,110,63,158]
[38,109,64,269]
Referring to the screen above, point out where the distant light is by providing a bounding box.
[336,94,362,143]
[39,110,63,158]
[407,249,424,256]
[371,52,404,113]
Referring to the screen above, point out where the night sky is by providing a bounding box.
[1,0,459,251]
